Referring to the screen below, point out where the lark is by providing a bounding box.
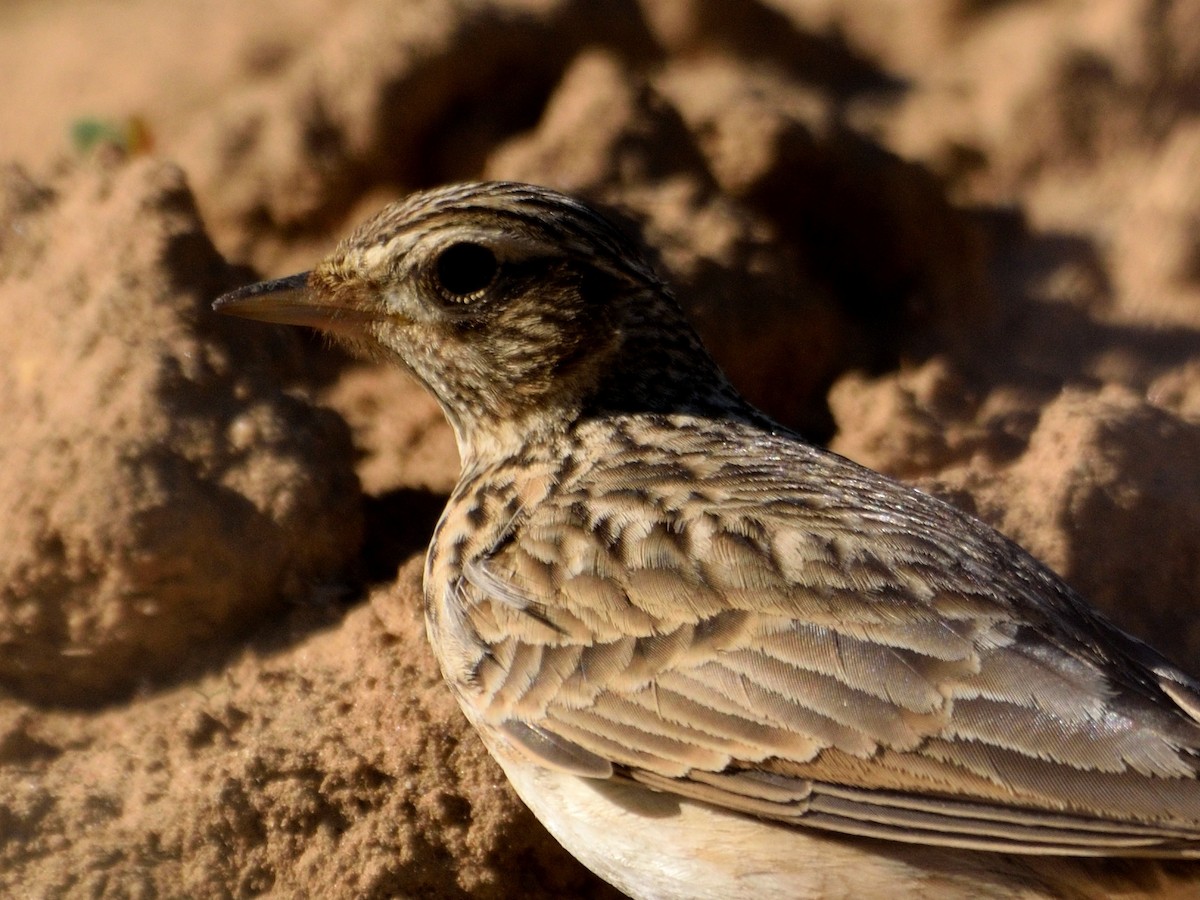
[216,182,1200,899]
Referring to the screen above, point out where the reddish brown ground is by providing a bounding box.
[1,1,1198,896]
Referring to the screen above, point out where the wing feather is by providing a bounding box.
[449,423,1200,856]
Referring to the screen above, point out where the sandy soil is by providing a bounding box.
[1,0,1198,897]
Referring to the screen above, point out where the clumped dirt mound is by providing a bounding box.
[0,158,362,706]
[0,0,1198,897]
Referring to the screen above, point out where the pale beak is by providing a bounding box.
[213,272,378,338]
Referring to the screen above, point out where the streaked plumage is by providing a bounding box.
[215,182,1200,898]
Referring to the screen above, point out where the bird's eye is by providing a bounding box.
[435,242,498,301]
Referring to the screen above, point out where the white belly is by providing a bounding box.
[495,758,1196,900]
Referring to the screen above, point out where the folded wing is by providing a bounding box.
[454,428,1200,856]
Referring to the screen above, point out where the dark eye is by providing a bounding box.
[435,242,498,300]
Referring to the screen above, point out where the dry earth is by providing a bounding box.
[1,0,1198,897]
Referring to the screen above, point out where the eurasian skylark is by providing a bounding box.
[215,182,1200,899]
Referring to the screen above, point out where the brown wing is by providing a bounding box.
[454,427,1200,857]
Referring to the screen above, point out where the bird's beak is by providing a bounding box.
[213,272,378,338]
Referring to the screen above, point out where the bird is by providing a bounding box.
[215,181,1200,899]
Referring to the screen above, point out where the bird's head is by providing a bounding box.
[215,182,741,461]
